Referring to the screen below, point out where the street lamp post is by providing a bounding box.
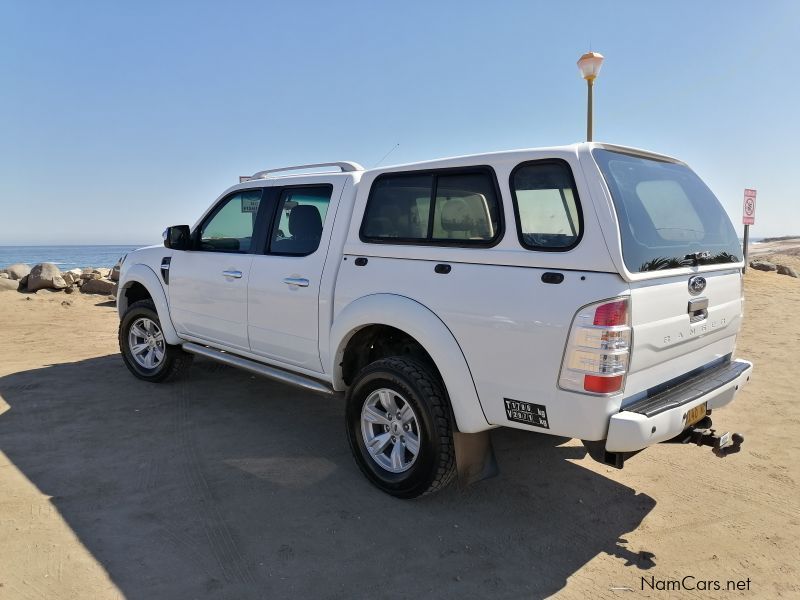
[577,51,604,141]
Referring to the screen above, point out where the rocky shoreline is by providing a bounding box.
[0,262,119,296]
[748,259,798,277]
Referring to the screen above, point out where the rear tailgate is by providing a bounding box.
[623,269,743,403]
[587,147,747,402]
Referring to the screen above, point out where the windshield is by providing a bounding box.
[593,149,742,273]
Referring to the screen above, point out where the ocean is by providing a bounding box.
[0,245,148,271]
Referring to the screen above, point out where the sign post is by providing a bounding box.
[742,188,757,273]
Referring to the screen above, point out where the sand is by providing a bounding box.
[749,237,800,260]
[0,267,798,599]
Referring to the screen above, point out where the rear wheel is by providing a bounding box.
[119,299,192,382]
[346,357,456,498]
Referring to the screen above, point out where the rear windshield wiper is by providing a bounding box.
[684,251,711,265]
[640,251,740,272]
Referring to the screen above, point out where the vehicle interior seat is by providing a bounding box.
[438,194,494,240]
[273,205,323,254]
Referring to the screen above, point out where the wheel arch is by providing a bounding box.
[118,264,181,345]
[329,294,490,433]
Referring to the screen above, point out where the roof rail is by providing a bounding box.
[250,161,364,179]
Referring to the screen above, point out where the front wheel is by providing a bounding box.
[119,299,192,382]
[346,357,456,498]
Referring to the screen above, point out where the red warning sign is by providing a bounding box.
[742,189,756,225]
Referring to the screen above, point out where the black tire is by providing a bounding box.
[346,357,456,498]
[118,299,193,382]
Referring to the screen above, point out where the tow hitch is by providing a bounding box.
[582,413,745,469]
[665,415,744,457]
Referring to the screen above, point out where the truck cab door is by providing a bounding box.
[248,179,344,372]
[168,189,269,352]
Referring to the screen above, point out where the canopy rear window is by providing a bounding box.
[593,149,742,272]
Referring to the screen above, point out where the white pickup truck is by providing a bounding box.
[117,142,752,498]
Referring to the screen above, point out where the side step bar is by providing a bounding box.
[182,342,336,396]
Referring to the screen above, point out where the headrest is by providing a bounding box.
[289,205,322,238]
[440,198,472,232]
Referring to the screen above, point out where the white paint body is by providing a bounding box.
[118,142,751,452]
[169,251,253,351]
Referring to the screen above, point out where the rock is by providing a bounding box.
[80,279,117,295]
[110,264,120,281]
[95,267,111,278]
[19,274,29,289]
[27,263,68,291]
[3,263,31,280]
[0,272,8,279]
[64,271,87,285]
[750,261,777,272]
[777,265,799,278]
[0,278,19,292]
[64,285,75,294]
[80,271,102,281]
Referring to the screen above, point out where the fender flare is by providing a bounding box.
[117,264,182,345]
[329,293,490,433]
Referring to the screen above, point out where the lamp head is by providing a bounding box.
[578,51,604,81]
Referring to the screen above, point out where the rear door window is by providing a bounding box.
[510,160,583,251]
[360,168,502,246]
[268,186,333,256]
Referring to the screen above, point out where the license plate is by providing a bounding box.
[686,403,707,426]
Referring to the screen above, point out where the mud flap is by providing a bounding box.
[582,439,642,469]
[454,431,499,486]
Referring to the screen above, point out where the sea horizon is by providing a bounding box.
[0,244,149,271]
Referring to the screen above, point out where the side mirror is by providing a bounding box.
[163,225,192,250]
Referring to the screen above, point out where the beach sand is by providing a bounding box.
[0,267,798,599]
[750,237,800,257]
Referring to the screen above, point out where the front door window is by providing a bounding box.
[199,190,263,253]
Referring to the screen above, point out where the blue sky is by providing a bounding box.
[1,0,797,244]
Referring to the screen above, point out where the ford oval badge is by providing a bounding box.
[688,275,707,295]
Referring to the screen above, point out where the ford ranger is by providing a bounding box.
[116,143,752,498]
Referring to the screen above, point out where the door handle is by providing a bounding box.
[283,277,309,287]
[222,270,243,279]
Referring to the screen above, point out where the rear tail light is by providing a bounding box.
[558,297,631,395]
[592,299,628,326]
[583,374,624,394]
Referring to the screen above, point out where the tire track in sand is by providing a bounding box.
[172,380,260,587]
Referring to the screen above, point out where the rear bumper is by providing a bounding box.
[605,359,753,452]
